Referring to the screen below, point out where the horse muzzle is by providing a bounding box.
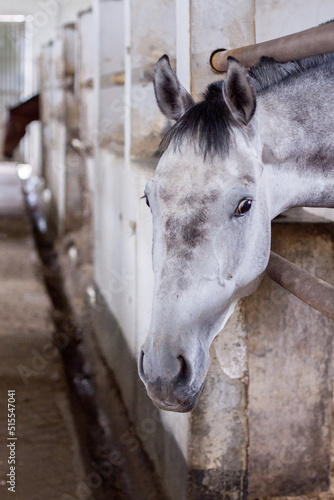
[138,348,207,412]
[3,150,13,159]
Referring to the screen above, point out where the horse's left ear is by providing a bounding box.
[153,55,195,121]
[223,57,256,126]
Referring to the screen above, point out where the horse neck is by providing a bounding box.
[257,76,334,216]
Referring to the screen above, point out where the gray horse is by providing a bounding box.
[139,53,334,412]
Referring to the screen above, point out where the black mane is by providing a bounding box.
[249,53,334,92]
[160,81,234,158]
[159,52,334,159]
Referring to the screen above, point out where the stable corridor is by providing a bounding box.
[0,163,84,500]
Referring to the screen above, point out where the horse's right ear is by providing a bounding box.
[153,55,194,121]
[223,57,256,126]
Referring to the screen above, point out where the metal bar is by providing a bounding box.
[266,251,334,321]
[211,22,334,72]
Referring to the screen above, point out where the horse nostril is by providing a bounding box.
[177,355,192,384]
[139,350,146,382]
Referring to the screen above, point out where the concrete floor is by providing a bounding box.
[1,162,333,500]
[0,163,85,500]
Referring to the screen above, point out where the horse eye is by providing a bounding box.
[141,194,150,208]
[235,198,252,216]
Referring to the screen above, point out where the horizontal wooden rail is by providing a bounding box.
[211,22,334,72]
[266,251,334,321]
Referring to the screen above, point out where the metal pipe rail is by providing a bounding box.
[266,252,334,321]
[211,22,334,72]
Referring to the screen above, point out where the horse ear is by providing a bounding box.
[153,55,194,121]
[223,57,256,126]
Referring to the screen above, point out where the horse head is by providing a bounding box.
[3,95,40,159]
[139,55,272,412]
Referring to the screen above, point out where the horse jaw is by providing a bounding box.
[139,293,239,412]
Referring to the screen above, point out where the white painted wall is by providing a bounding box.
[23,0,334,496]
[255,0,334,42]
[92,1,334,497]
[0,0,91,173]
[254,0,334,224]
[93,2,254,496]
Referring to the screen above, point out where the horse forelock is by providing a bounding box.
[159,81,235,159]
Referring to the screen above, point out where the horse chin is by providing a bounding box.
[149,384,204,413]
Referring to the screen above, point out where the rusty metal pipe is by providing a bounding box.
[266,251,334,321]
[211,22,334,72]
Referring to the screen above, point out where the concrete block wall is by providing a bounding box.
[248,221,334,497]
[98,0,125,152]
[62,22,83,232]
[124,0,176,159]
[93,1,256,498]
[40,38,67,230]
[92,1,334,498]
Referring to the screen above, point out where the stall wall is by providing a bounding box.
[34,0,334,498]
[93,1,334,498]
